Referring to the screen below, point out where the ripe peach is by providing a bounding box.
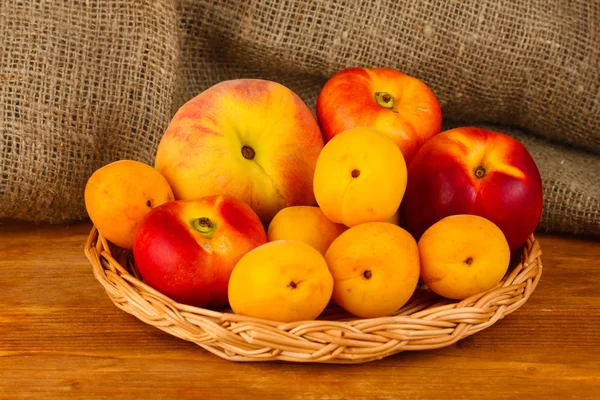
[155,79,324,224]
[84,160,174,249]
[325,222,420,318]
[313,127,407,227]
[401,127,543,253]
[418,214,511,300]
[316,67,442,164]
[228,240,334,322]
[267,206,347,255]
[133,195,267,308]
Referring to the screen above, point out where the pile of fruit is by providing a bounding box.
[85,67,543,322]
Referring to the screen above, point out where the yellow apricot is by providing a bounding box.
[313,127,407,227]
[325,222,420,318]
[267,206,347,255]
[228,240,333,322]
[84,160,174,249]
[418,214,511,300]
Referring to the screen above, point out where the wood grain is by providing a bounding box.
[1,220,599,399]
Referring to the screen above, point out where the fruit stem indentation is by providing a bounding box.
[374,91,398,113]
[464,257,474,265]
[474,166,486,178]
[363,270,372,280]
[191,217,217,238]
[351,169,360,178]
[288,281,297,289]
[241,145,255,160]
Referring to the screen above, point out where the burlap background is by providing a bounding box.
[1,0,598,236]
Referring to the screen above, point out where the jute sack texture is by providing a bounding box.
[1,1,598,235]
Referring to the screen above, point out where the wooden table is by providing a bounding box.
[1,220,599,399]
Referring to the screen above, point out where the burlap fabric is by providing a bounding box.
[1,1,598,235]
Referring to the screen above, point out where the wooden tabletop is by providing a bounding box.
[1,220,599,399]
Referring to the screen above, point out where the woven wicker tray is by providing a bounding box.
[84,227,542,364]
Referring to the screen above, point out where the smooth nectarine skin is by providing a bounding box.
[228,240,334,322]
[401,127,543,252]
[133,195,267,308]
[325,222,420,318]
[84,160,174,249]
[316,67,442,164]
[418,214,511,300]
[267,206,347,255]
[155,79,324,223]
[313,127,407,227]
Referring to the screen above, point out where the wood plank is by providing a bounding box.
[0,221,599,399]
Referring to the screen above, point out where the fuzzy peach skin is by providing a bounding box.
[418,215,511,300]
[313,127,407,227]
[401,127,543,253]
[133,195,267,308]
[84,160,174,249]
[316,67,442,164]
[155,79,324,224]
[228,240,334,322]
[267,206,347,255]
[325,222,420,318]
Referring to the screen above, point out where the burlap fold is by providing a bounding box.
[1,0,598,235]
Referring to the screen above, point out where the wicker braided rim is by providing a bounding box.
[84,227,542,364]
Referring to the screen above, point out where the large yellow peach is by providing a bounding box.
[84,160,174,249]
[418,214,511,300]
[267,206,347,255]
[228,240,333,322]
[313,127,407,227]
[324,222,420,318]
[155,79,324,224]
